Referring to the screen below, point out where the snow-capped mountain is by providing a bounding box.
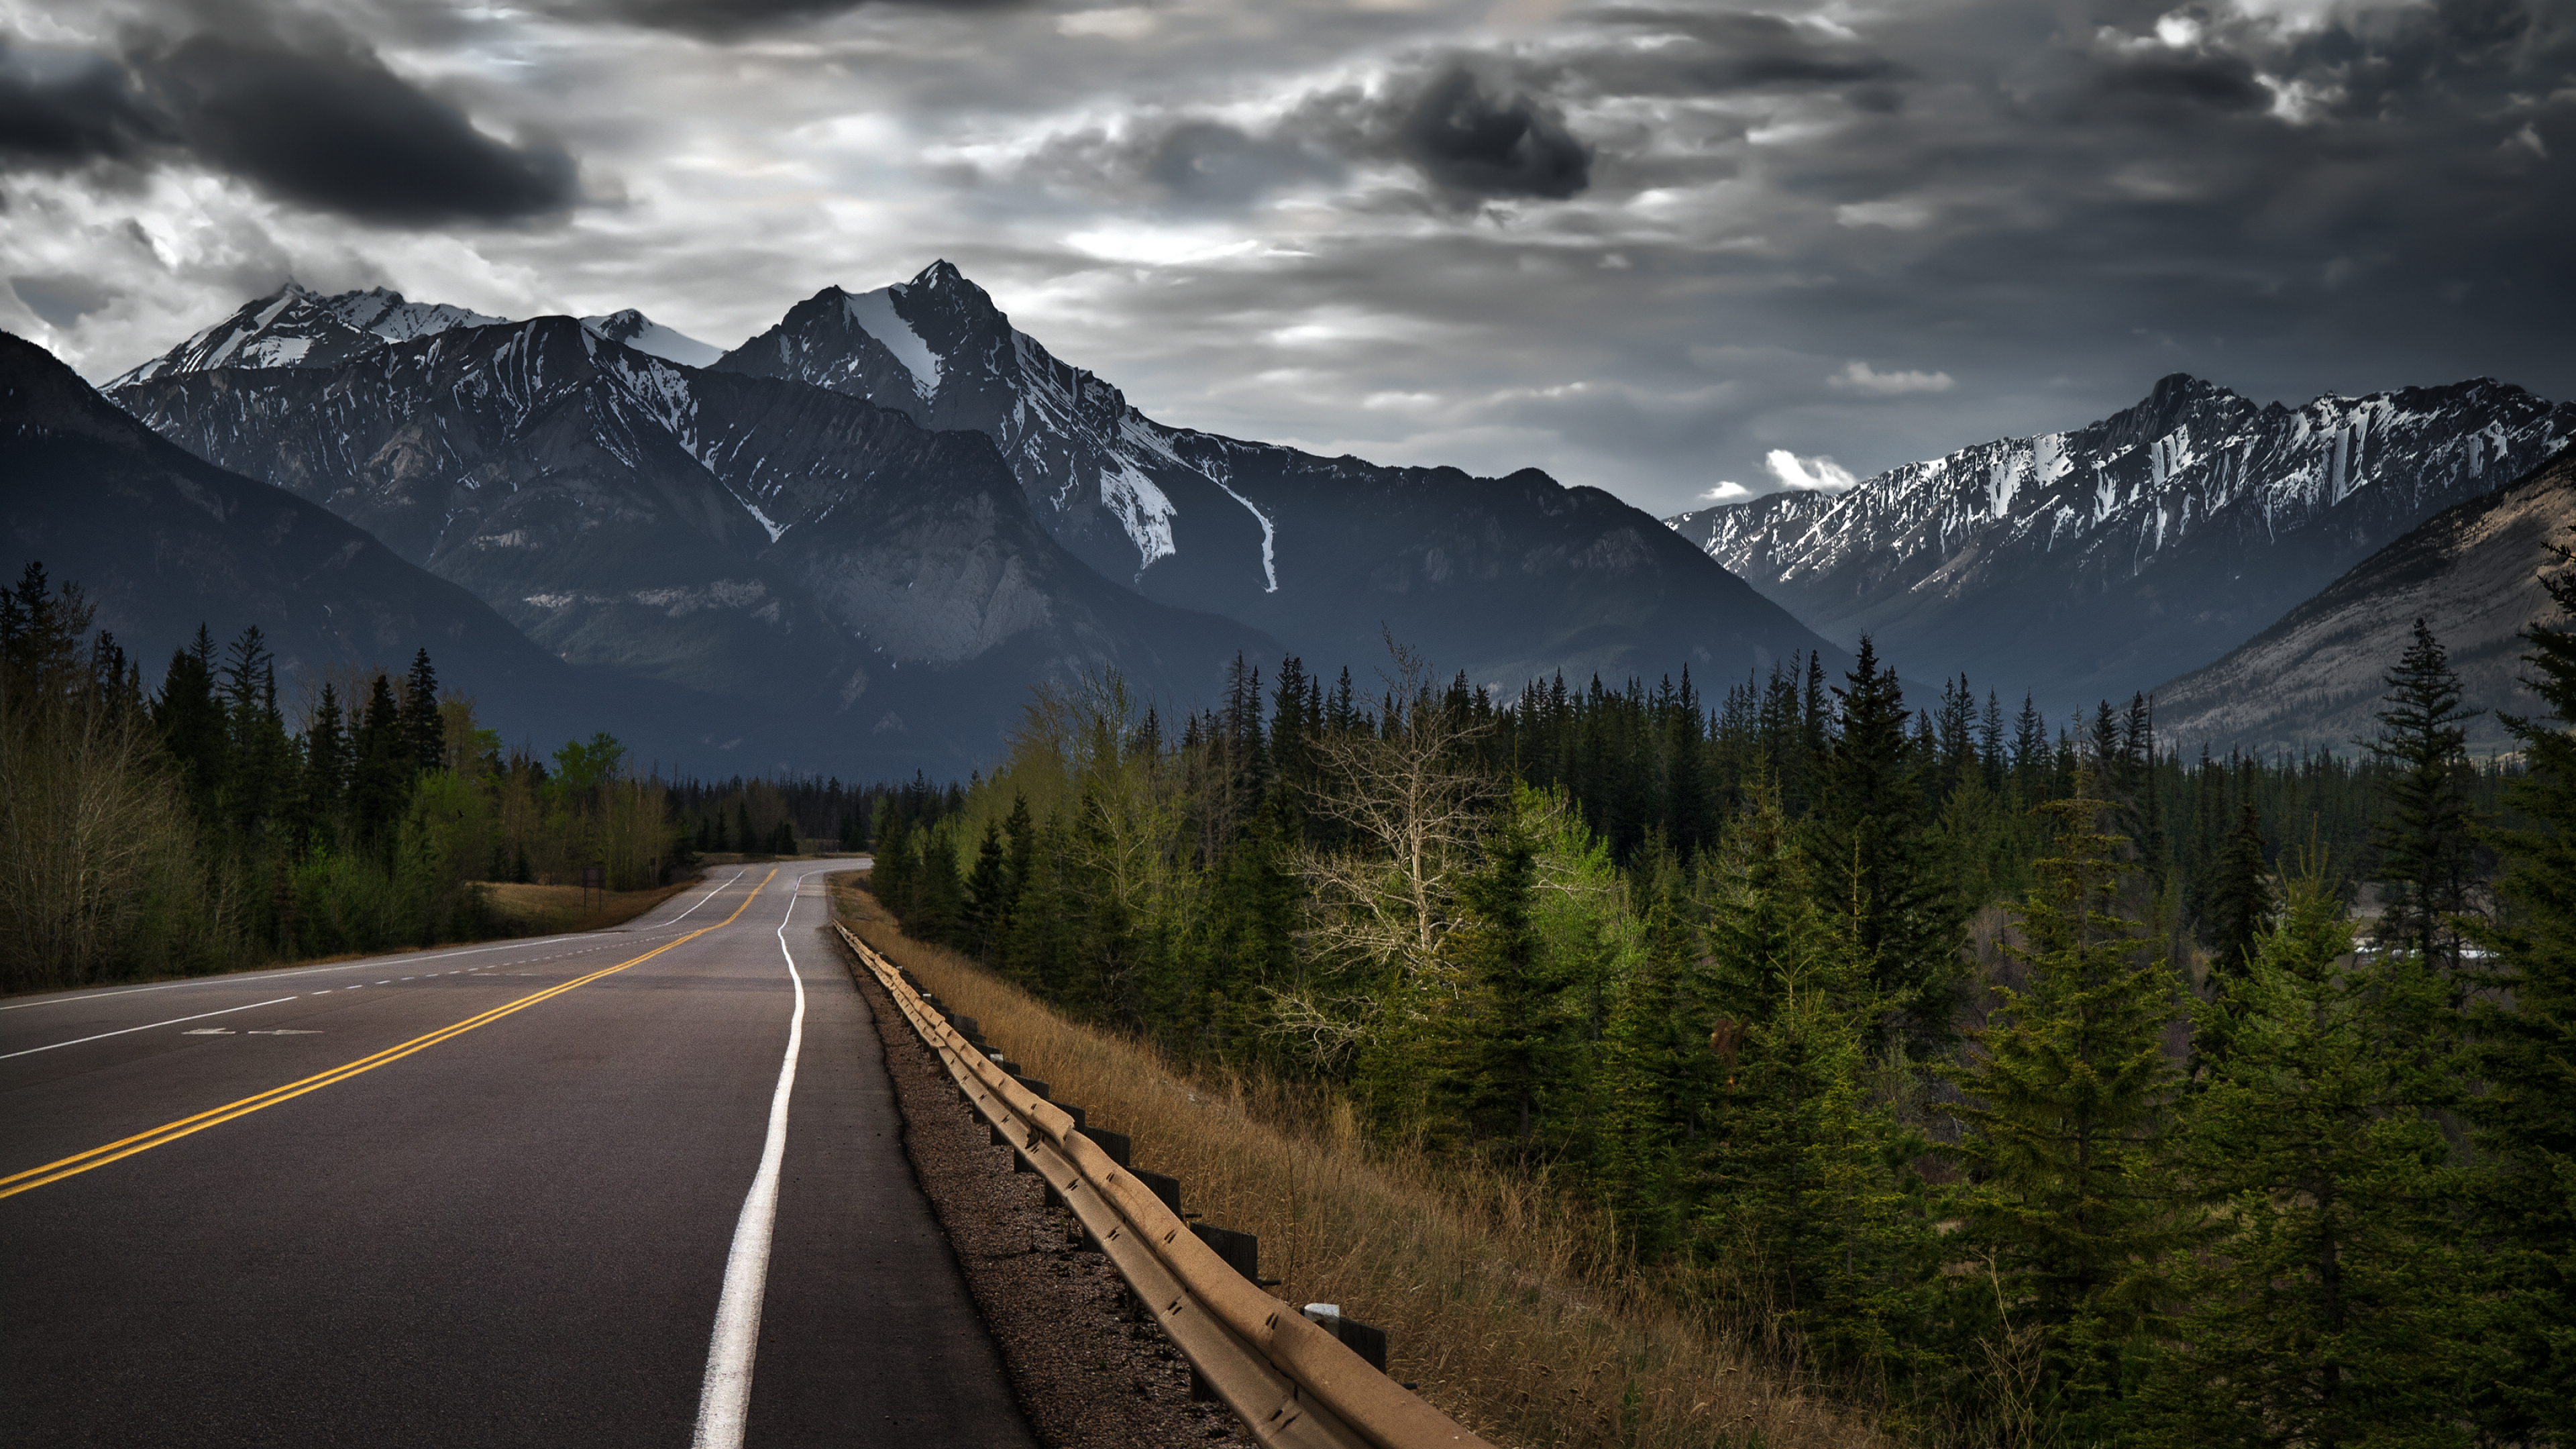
[1665,373,2576,708]
[105,282,724,386]
[106,313,1271,771]
[108,283,505,386]
[102,262,1845,766]
[578,309,723,368]
[1,329,694,759]
[715,261,1837,690]
[2155,443,2575,756]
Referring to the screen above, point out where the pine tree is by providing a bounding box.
[2461,555,2576,1444]
[1444,810,1575,1159]
[1944,778,2182,1438]
[2201,800,2273,989]
[153,627,226,825]
[2139,865,2474,1449]
[401,648,444,775]
[2367,619,2483,978]
[961,819,1009,961]
[350,672,409,857]
[1809,635,1967,1044]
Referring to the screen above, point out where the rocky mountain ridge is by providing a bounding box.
[1666,373,2575,711]
[2154,445,2576,757]
[714,262,1839,691]
[105,313,1272,772]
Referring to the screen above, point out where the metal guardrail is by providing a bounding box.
[835,921,1496,1449]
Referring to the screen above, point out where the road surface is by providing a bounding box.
[1,865,1036,1448]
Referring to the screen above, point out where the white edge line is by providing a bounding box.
[0,867,750,1014]
[691,871,811,1449]
[0,996,301,1061]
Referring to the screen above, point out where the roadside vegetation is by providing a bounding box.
[0,564,708,994]
[861,601,2572,1443]
[836,877,1881,1449]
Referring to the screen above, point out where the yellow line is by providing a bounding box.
[1,870,780,1201]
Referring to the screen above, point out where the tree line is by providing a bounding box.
[0,565,697,992]
[867,615,2567,1444]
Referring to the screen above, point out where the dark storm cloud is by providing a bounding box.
[1568,9,1909,94]
[0,40,172,166]
[537,0,1030,41]
[0,25,577,225]
[1393,67,1593,201]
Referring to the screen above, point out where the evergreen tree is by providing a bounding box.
[2462,558,2576,1444]
[1945,779,2182,1438]
[153,627,226,824]
[2202,800,2273,989]
[961,818,1009,960]
[1809,635,1966,1044]
[1442,805,1576,1159]
[350,672,409,855]
[2139,865,2474,1449]
[2367,619,2483,977]
[401,648,443,774]
[299,681,351,847]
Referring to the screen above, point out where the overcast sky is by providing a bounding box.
[2,0,2568,517]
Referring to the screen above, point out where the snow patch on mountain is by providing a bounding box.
[842,288,942,401]
[1101,455,1177,571]
[581,309,722,368]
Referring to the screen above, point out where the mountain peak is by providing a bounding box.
[578,308,722,368]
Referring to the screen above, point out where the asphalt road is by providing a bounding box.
[1,865,1038,1448]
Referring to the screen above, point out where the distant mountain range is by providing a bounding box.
[1666,374,2575,714]
[0,331,648,756]
[48,264,2574,772]
[78,265,1841,772]
[2155,444,2575,757]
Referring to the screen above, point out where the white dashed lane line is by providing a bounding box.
[1,996,301,1061]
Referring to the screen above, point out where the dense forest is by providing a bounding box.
[0,564,887,994]
[867,616,2569,1442]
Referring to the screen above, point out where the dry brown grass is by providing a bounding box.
[481,877,696,935]
[830,876,1885,1449]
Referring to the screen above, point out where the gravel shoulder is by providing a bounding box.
[844,950,1254,1449]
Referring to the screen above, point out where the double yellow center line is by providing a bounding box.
[1,870,777,1201]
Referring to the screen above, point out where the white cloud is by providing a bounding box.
[1765,449,1861,492]
[1834,199,1932,230]
[1829,360,1955,396]
[1699,480,1751,502]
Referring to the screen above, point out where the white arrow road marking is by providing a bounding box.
[1,997,300,1060]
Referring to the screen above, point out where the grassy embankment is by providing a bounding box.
[830,875,1881,1449]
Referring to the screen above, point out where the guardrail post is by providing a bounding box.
[1132,1168,1183,1217]
[1303,1305,1391,1375]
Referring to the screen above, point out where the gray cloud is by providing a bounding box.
[540,0,1031,41]
[0,40,172,166]
[9,0,2573,527]
[1393,67,1592,201]
[8,272,117,327]
[0,25,578,225]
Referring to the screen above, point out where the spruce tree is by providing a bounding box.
[350,672,409,857]
[2139,865,2473,1449]
[2367,619,2483,977]
[2461,555,2576,1443]
[401,648,443,774]
[2201,800,2273,989]
[961,819,1009,960]
[1809,635,1966,1044]
[1944,778,2182,1438]
[1444,810,1574,1159]
[153,627,226,825]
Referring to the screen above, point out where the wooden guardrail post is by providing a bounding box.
[828,918,1495,1449]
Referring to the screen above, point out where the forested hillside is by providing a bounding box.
[1,565,687,991]
[865,619,2569,1442]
